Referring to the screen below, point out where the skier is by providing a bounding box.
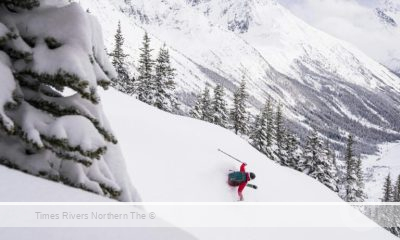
[228,163,257,201]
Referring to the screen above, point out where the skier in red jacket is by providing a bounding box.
[228,163,256,201]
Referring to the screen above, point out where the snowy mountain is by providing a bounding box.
[81,0,400,154]
[279,0,400,75]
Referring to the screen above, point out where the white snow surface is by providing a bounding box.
[101,89,339,202]
[0,165,112,202]
[100,89,397,239]
[0,166,195,239]
[0,88,397,239]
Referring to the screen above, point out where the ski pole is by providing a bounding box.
[247,184,258,190]
[218,149,244,164]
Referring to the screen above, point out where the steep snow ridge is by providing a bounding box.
[101,89,339,202]
[280,0,400,76]
[0,88,397,239]
[81,0,400,153]
[380,0,400,73]
[100,89,399,239]
[199,0,399,90]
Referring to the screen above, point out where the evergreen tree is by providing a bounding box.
[382,173,394,202]
[274,103,285,160]
[135,32,155,104]
[283,131,300,168]
[190,87,212,122]
[395,175,400,202]
[211,85,229,127]
[344,135,364,202]
[265,97,274,151]
[355,155,366,200]
[154,44,178,112]
[380,173,400,237]
[190,93,203,120]
[300,130,322,175]
[230,80,249,135]
[0,2,138,201]
[200,87,212,122]
[109,21,131,94]
[322,141,339,192]
[250,101,268,152]
[299,130,338,192]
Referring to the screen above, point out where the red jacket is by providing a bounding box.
[238,163,250,195]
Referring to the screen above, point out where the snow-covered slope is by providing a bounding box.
[0,88,397,239]
[0,165,113,202]
[0,165,196,239]
[102,89,338,202]
[100,89,398,239]
[81,0,400,154]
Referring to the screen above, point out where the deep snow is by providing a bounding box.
[0,165,111,202]
[100,89,397,239]
[0,88,398,239]
[101,89,340,202]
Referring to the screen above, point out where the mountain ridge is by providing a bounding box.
[81,0,400,154]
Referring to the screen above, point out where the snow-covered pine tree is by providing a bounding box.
[265,97,274,154]
[249,101,268,152]
[200,86,212,122]
[211,84,228,127]
[321,141,339,192]
[284,132,300,169]
[380,173,400,236]
[109,21,132,94]
[135,32,155,104]
[154,44,178,112]
[300,130,322,175]
[382,173,394,202]
[344,135,364,202]
[190,93,203,119]
[230,80,248,135]
[190,86,212,122]
[395,175,400,202]
[298,130,337,191]
[0,1,139,201]
[380,172,400,236]
[355,155,366,200]
[274,103,285,161]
